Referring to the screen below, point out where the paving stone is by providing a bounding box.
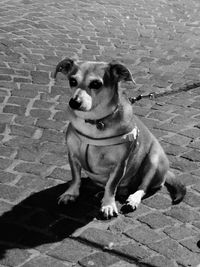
[112,242,151,262]
[164,206,200,223]
[0,123,6,133]
[47,238,93,263]
[180,127,200,139]
[33,100,54,109]
[163,224,199,240]
[11,89,38,98]
[181,149,200,162]
[162,134,191,146]
[13,116,36,131]
[109,261,138,267]
[147,238,200,266]
[30,108,51,119]
[36,118,65,131]
[0,184,24,202]
[16,174,48,191]
[7,96,30,107]
[142,194,171,210]
[48,167,72,181]
[21,255,70,267]
[14,162,49,176]
[180,237,200,253]
[162,143,188,156]
[138,212,175,229]
[78,252,120,267]
[169,156,199,172]
[78,227,124,249]
[16,147,39,162]
[0,201,13,216]
[108,217,136,235]
[40,129,65,143]
[0,170,17,183]
[124,203,152,219]
[176,173,200,187]
[147,111,174,121]
[143,255,178,267]
[40,153,68,166]
[31,71,50,85]
[0,247,32,267]
[3,105,26,116]
[183,191,200,207]
[10,125,36,138]
[125,224,165,245]
[39,142,68,154]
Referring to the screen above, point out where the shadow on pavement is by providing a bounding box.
[0,179,102,260]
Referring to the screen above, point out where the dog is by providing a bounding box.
[54,58,186,218]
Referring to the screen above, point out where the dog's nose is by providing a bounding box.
[69,98,81,109]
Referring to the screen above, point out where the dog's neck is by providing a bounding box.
[67,89,133,137]
[84,104,119,130]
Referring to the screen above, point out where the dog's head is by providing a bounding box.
[54,58,135,113]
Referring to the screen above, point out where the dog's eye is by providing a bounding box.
[69,77,78,87]
[89,80,103,90]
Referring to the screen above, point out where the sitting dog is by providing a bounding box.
[54,58,186,218]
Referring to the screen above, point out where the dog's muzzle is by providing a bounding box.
[69,89,92,111]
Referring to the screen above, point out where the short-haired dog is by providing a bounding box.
[54,58,186,218]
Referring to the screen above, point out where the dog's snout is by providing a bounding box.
[69,98,81,109]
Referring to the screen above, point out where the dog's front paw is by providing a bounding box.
[101,198,118,219]
[58,188,79,205]
[126,190,145,210]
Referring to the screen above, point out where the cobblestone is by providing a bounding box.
[0,0,200,266]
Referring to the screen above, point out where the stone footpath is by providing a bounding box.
[0,0,200,266]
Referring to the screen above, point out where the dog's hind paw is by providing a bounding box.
[126,190,145,210]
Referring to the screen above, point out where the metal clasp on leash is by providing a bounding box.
[129,92,155,104]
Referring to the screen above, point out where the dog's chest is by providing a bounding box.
[86,143,130,174]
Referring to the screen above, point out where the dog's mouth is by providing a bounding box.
[69,89,92,111]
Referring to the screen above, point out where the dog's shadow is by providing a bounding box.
[0,179,103,259]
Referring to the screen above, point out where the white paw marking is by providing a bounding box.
[126,190,145,210]
[101,202,118,217]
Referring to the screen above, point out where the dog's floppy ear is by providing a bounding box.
[53,58,75,79]
[108,61,136,84]
[107,61,136,85]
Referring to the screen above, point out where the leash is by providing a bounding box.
[128,93,155,104]
[128,81,200,104]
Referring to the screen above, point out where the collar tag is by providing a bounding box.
[96,121,105,130]
[84,105,119,130]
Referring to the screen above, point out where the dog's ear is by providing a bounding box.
[108,61,136,84]
[53,58,75,79]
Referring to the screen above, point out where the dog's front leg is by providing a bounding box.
[58,152,81,204]
[101,162,126,218]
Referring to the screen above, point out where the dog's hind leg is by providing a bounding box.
[164,170,186,204]
[125,153,160,210]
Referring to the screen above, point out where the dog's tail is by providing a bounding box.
[164,170,186,204]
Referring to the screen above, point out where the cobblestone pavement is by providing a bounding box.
[0,0,200,266]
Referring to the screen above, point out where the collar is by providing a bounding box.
[72,124,139,146]
[84,105,119,131]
